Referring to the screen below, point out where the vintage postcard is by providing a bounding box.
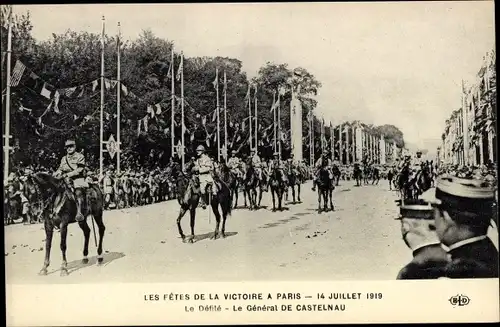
[3,2,498,325]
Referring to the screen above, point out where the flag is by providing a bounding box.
[212,68,218,89]
[10,60,26,86]
[143,116,149,132]
[147,105,154,118]
[270,91,278,112]
[2,5,12,29]
[254,84,258,98]
[244,84,251,101]
[212,108,217,122]
[121,84,128,96]
[137,120,142,136]
[92,79,99,92]
[40,83,52,99]
[176,54,183,81]
[223,70,227,93]
[166,61,172,79]
[278,85,286,96]
[100,17,105,48]
[62,86,77,97]
[164,127,169,135]
[110,80,117,89]
[52,91,60,113]
[202,116,207,126]
[155,103,162,115]
[104,79,111,90]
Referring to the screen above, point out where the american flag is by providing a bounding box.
[10,60,26,86]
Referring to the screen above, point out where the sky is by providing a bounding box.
[13,2,496,154]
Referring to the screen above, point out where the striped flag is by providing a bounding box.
[212,68,218,89]
[244,84,251,101]
[10,60,26,86]
[176,54,183,81]
[166,62,172,79]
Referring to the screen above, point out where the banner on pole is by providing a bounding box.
[106,134,118,159]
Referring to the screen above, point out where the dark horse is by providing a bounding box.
[331,164,341,186]
[243,165,260,210]
[395,165,417,200]
[353,164,363,187]
[269,167,287,211]
[316,167,335,212]
[285,166,301,204]
[171,161,232,243]
[416,163,433,196]
[24,172,105,276]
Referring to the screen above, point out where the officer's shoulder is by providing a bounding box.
[445,257,496,278]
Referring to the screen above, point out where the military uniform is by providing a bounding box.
[268,154,287,184]
[55,140,88,221]
[227,154,243,179]
[421,176,499,278]
[312,154,332,191]
[395,199,449,279]
[250,152,263,181]
[192,145,217,209]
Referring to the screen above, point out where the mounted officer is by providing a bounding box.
[227,150,243,179]
[248,148,263,185]
[268,152,288,184]
[311,150,332,191]
[53,139,88,222]
[192,145,217,209]
[421,175,498,278]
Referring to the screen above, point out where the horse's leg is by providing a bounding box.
[176,206,188,242]
[39,219,54,275]
[317,189,322,212]
[297,184,301,202]
[291,185,295,203]
[323,190,328,211]
[188,205,196,243]
[210,198,221,240]
[79,220,91,264]
[94,212,106,264]
[329,189,334,211]
[59,221,69,276]
[258,186,263,207]
[271,189,276,211]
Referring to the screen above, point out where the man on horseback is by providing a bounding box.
[311,150,332,191]
[248,148,263,184]
[193,145,217,209]
[227,150,243,179]
[268,152,288,184]
[53,139,88,222]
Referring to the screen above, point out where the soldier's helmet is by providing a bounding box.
[196,145,205,153]
[65,140,76,147]
[273,152,279,157]
[232,150,237,155]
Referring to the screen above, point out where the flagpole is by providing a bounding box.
[248,84,252,151]
[99,16,105,181]
[273,91,277,152]
[180,52,185,171]
[339,124,343,164]
[215,67,220,162]
[171,47,175,158]
[116,22,121,174]
[254,85,258,154]
[330,123,334,163]
[277,92,281,160]
[223,70,228,163]
[3,6,12,183]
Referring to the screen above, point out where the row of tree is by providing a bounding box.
[1,9,405,171]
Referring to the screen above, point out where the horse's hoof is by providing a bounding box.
[82,258,89,265]
[211,234,218,240]
[60,268,69,277]
[38,268,48,276]
[97,257,104,264]
[188,238,194,244]
[221,232,226,238]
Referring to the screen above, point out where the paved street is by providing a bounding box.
[4,180,498,284]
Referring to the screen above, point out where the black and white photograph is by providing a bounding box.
[3,2,498,325]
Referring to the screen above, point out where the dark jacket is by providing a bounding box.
[443,238,498,279]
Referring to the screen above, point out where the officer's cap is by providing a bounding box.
[65,140,76,147]
[395,199,433,220]
[273,152,279,156]
[232,150,237,154]
[196,145,205,152]
[421,175,495,216]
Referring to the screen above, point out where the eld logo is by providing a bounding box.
[448,295,470,307]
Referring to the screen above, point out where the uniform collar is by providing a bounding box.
[442,235,488,252]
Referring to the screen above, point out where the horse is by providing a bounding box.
[23,172,105,277]
[371,166,380,185]
[223,165,243,209]
[268,167,287,211]
[331,164,341,186]
[243,165,260,210]
[285,166,301,204]
[363,165,371,185]
[171,161,232,243]
[416,163,433,195]
[316,167,335,212]
[353,164,363,187]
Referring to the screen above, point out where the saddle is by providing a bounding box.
[52,179,88,219]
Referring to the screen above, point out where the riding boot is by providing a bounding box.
[311,179,316,191]
[75,193,85,222]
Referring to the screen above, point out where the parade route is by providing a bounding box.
[5,180,498,284]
